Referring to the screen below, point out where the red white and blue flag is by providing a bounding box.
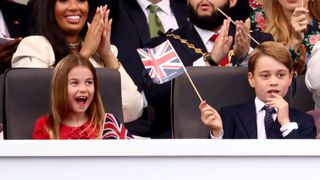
[102,113,133,139]
[137,40,186,84]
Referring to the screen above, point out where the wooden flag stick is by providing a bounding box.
[184,69,203,102]
[217,8,260,46]
[301,0,304,7]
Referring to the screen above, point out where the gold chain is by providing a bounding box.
[166,32,233,66]
[166,33,208,57]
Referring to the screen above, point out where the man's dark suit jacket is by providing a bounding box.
[0,1,29,74]
[220,102,316,139]
[98,0,188,137]
[142,23,273,138]
[100,0,188,89]
[0,1,29,38]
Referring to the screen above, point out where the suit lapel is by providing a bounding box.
[186,25,208,53]
[124,1,150,43]
[170,24,207,65]
[238,103,258,138]
[170,0,188,27]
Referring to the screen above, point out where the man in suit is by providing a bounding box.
[98,0,188,88]
[199,41,316,139]
[141,0,273,138]
[98,0,188,137]
[0,0,29,74]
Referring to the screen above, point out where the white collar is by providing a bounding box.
[137,0,171,15]
[193,25,220,44]
[255,97,266,113]
[254,97,278,113]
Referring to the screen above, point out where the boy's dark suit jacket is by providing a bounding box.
[0,1,29,38]
[220,102,316,139]
[142,23,274,138]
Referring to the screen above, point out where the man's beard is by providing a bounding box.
[188,1,230,31]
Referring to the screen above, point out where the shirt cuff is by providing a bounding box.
[192,56,207,66]
[280,122,298,137]
[209,130,223,139]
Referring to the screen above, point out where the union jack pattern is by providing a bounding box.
[102,113,133,139]
[137,40,186,84]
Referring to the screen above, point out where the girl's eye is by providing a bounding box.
[70,81,79,86]
[86,80,93,85]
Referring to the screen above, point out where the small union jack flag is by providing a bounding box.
[102,113,133,139]
[137,40,186,84]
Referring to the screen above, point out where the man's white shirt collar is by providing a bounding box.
[193,25,220,44]
[137,0,171,15]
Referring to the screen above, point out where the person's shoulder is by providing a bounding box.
[12,35,54,67]
[17,35,51,49]
[220,103,251,112]
[144,36,168,48]
[33,115,50,130]
[35,115,50,124]
[21,35,49,43]
[251,30,274,41]
[289,107,313,119]
[33,115,50,139]
[144,23,193,47]
[288,108,316,126]
[312,41,320,53]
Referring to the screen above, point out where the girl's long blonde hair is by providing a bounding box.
[263,0,320,74]
[264,0,320,44]
[47,53,105,139]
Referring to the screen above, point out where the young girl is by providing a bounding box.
[33,53,132,139]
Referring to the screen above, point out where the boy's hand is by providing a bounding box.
[266,93,290,126]
[199,101,223,137]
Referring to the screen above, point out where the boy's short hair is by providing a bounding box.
[248,41,293,73]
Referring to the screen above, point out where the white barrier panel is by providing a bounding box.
[0,140,320,179]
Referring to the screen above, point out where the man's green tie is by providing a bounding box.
[148,4,164,38]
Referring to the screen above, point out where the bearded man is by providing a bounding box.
[141,0,273,138]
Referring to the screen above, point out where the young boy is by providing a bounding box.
[199,41,316,139]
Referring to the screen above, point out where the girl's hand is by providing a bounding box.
[266,93,290,126]
[199,101,223,137]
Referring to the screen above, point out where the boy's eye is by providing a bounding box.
[260,74,269,79]
[277,73,286,78]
